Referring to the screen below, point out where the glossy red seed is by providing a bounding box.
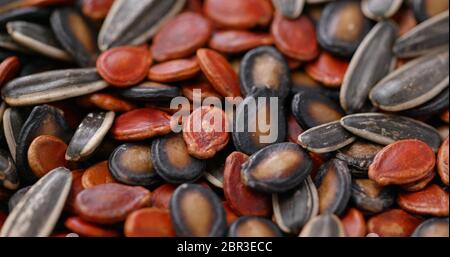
[367,209,422,237]
[397,184,449,216]
[148,58,200,82]
[77,93,136,112]
[368,139,436,186]
[65,216,120,237]
[305,52,349,87]
[81,161,116,189]
[196,48,241,98]
[271,13,319,61]
[111,108,172,141]
[287,114,304,144]
[182,79,223,102]
[151,184,177,209]
[124,208,176,237]
[65,170,85,213]
[437,137,449,185]
[209,30,274,54]
[183,0,204,14]
[341,208,367,237]
[0,56,20,87]
[441,109,449,123]
[151,12,212,62]
[393,7,418,36]
[27,135,68,178]
[223,201,239,226]
[81,0,114,20]
[204,0,273,29]
[96,45,152,87]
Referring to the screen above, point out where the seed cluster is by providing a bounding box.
[0,0,449,237]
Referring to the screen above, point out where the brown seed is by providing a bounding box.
[305,52,349,87]
[65,216,120,237]
[209,30,274,54]
[287,114,304,144]
[148,58,200,83]
[397,184,449,217]
[184,0,203,14]
[228,216,282,237]
[111,108,172,141]
[441,109,449,123]
[151,184,177,209]
[367,209,422,237]
[81,0,114,20]
[27,135,68,178]
[393,7,418,36]
[151,12,212,62]
[196,48,241,98]
[437,137,449,185]
[183,106,230,159]
[0,56,20,87]
[77,93,136,113]
[223,152,272,217]
[65,169,85,213]
[368,139,436,186]
[124,208,175,237]
[181,79,223,103]
[340,208,367,237]
[96,45,152,87]
[81,161,115,189]
[75,183,151,224]
[223,201,238,225]
[400,170,436,192]
[271,13,319,61]
[204,0,273,29]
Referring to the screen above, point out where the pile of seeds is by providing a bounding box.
[0,0,449,237]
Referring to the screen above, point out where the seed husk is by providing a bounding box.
[233,87,287,155]
[340,113,442,151]
[299,213,345,237]
[298,121,356,154]
[75,183,151,224]
[109,143,161,187]
[368,139,436,186]
[170,183,227,237]
[317,0,372,58]
[228,216,282,237]
[271,13,318,61]
[367,209,422,237]
[2,68,108,106]
[272,0,305,19]
[2,107,30,162]
[315,159,351,215]
[273,176,319,234]
[305,51,349,87]
[361,0,403,21]
[0,7,50,25]
[8,185,31,212]
[239,46,291,98]
[223,151,272,217]
[50,7,98,67]
[397,184,449,217]
[336,140,384,170]
[98,0,185,50]
[148,58,200,83]
[0,167,72,237]
[351,179,395,214]
[120,82,180,102]
[15,105,71,184]
[340,21,398,113]
[209,30,274,54]
[412,218,449,237]
[151,133,205,184]
[27,135,68,178]
[65,111,114,162]
[111,108,172,141]
[124,208,175,237]
[65,216,120,237]
[412,0,449,23]
[241,142,313,193]
[370,50,449,111]
[437,137,449,185]
[394,11,448,59]
[0,148,19,190]
[292,91,344,129]
[402,86,449,117]
[6,21,72,61]
[340,208,367,237]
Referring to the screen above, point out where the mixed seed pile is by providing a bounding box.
[0,0,449,237]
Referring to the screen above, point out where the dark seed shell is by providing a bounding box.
[6,21,72,61]
[8,186,31,212]
[340,113,442,151]
[0,148,19,190]
[109,143,161,187]
[66,112,114,162]
[241,142,313,193]
[298,121,356,153]
[0,167,72,237]
[370,50,449,112]
[170,183,227,237]
[2,68,108,106]
[119,82,180,102]
[50,7,98,67]
[299,213,346,237]
[351,179,395,214]
[361,0,403,21]
[228,216,282,237]
[412,218,449,237]
[336,140,384,170]
[152,133,206,184]
[2,107,29,161]
[271,0,305,19]
[403,86,449,117]
[98,0,185,50]
[315,159,351,215]
[239,46,291,98]
[0,7,51,26]
[273,176,319,234]
[16,105,71,184]
[412,0,449,22]
[340,21,398,113]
